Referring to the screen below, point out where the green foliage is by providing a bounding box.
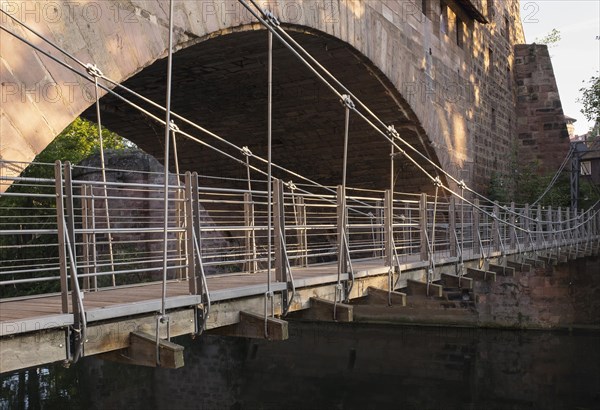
[535,28,561,47]
[22,117,133,181]
[579,75,600,129]
[0,118,131,298]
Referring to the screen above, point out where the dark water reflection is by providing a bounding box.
[2,323,599,410]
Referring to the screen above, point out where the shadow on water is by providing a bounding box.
[2,323,600,410]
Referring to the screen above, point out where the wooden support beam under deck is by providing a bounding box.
[210,311,288,341]
[365,287,407,306]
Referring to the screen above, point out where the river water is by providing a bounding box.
[1,322,599,409]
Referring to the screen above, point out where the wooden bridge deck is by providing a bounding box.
[0,257,397,336]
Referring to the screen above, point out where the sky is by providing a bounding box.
[519,0,600,135]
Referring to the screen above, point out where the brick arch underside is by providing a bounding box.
[85,27,441,193]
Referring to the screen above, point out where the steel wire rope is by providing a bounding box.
[0,14,390,220]
[2,10,598,257]
[237,0,589,230]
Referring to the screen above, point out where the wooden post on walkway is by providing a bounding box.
[509,202,516,252]
[337,185,348,274]
[536,204,543,250]
[492,202,500,253]
[274,179,288,283]
[449,196,457,257]
[419,193,428,261]
[184,173,197,294]
[384,189,393,267]
[473,199,480,257]
[244,192,257,273]
[294,196,307,267]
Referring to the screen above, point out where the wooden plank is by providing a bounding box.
[506,260,532,272]
[406,279,443,297]
[0,330,67,374]
[128,331,184,369]
[441,273,473,289]
[210,311,288,341]
[488,263,516,277]
[366,287,407,306]
[84,309,195,356]
[465,268,496,281]
[293,297,353,322]
[205,295,283,330]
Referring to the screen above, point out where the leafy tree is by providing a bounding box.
[578,75,600,137]
[535,28,561,47]
[0,118,131,297]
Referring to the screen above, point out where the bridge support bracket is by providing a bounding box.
[488,263,516,277]
[465,268,496,282]
[441,273,473,289]
[210,311,288,341]
[506,260,532,273]
[366,286,407,306]
[406,279,443,298]
[98,331,184,369]
[294,297,353,322]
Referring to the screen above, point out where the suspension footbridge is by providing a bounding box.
[1,1,599,374]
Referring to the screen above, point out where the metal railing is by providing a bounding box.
[1,160,599,312]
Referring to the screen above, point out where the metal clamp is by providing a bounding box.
[264,10,280,26]
[240,146,253,157]
[458,180,467,190]
[340,94,355,110]
[387,124,400,139]
[85,63,103,78]
[285,180,297,191]
[433,176,443,188]
[169,120,180,133]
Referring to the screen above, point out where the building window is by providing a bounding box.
[487,0,494,19]
[456,17,464,48]
[487,47,494,72]
[422,0,428,15]
[504,16,510,41]
[440,2,448,35]
[491,108,497,130]
[506,66,511,89]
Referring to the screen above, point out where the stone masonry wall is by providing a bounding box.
[514,44,571,174]
[475,256,600,328]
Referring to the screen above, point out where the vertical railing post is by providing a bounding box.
[274,179,288,283]
[294,195,307,267]
[244,192,257,273]
[523,204,530,250]
[384,190,394,266]
[536,204,543,250]
[492,202,500,253]
[571,208,579,247]
[557,207,563,249]
[184,172,197,294]
[337,185,348,274]
[419,193,428,262]
[192,172,204,296]
[55,161,69,314]
[473,199,480,257]
[546,206,554,249]
[509,202,516,252]
[81,185,90,291]
[449,196,457,258]
[64,162,80,325]
[376,199,384,258]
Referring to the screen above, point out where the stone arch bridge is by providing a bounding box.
[1,0,529,194]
